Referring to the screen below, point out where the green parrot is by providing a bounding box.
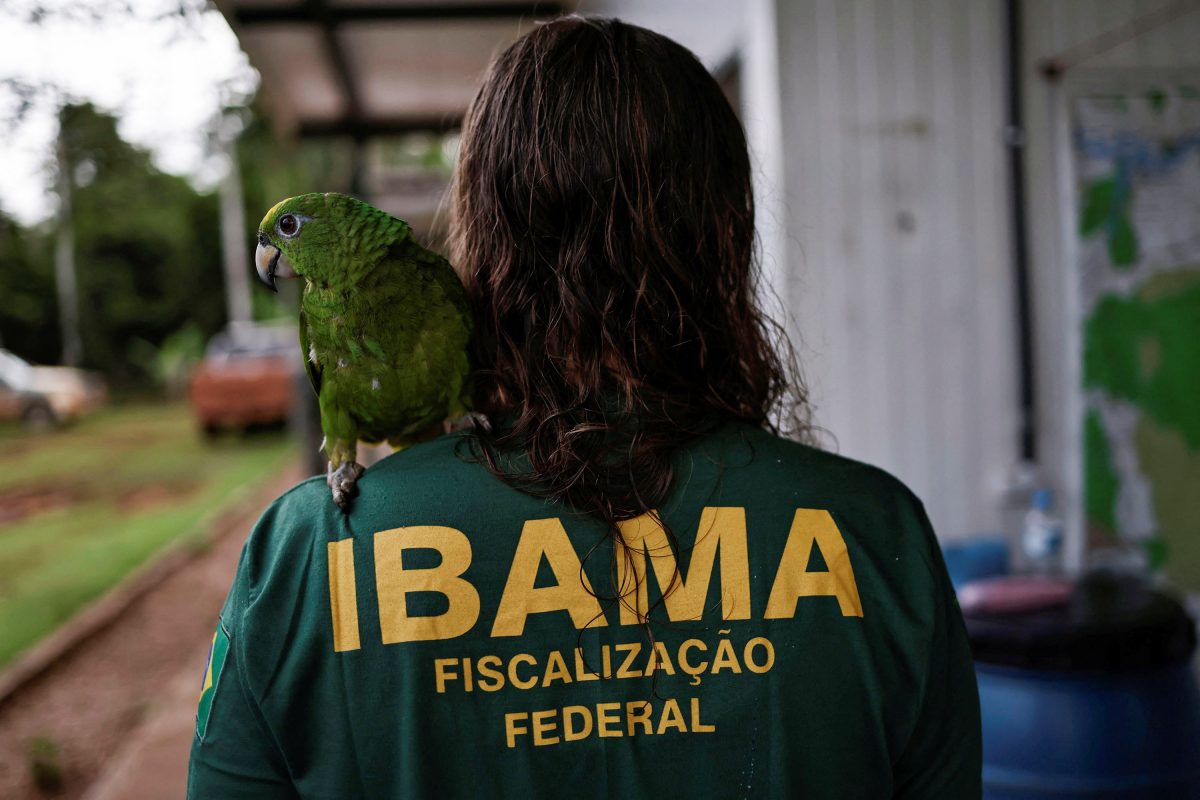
[254,192,473,508]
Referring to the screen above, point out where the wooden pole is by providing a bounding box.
[54,113,82,367]
[218,123,253,334]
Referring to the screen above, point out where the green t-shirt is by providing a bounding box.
[188,421,980,799]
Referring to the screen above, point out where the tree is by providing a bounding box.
[0,103,227,384]
[0,213,58,364]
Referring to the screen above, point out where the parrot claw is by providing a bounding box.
[327,461,365,510]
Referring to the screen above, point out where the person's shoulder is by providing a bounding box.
[365,429,480,479]
[255,472,336,530]
[355,430,518,512]
[724,421,923,507]
[261,429,486,508]
[721,422,939,567]
[248,429,486,524]
[231,474,333,597]
[264,472,335,512]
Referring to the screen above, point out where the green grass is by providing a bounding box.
[0,403,295,667]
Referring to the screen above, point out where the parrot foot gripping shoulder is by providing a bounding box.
[327,461,365,509]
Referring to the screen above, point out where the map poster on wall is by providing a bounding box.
[1073,88,1200,590]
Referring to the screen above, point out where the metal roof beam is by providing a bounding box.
[236,2,564,25]
[298,114,465,138]
[305,0,364,123]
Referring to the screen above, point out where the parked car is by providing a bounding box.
[0,376,55,428]
[0,349,106,426]
[188,322,301,436]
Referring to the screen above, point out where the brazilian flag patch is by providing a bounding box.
[195,621,231,740]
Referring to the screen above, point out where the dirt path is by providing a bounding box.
[0,466,303,799]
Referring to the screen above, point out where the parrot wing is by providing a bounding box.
[299,307,322,396]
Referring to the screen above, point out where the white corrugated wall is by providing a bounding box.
[770,0,1017,540]
[577,0,1018,540]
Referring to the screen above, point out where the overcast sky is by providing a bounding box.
[0,0,257,225]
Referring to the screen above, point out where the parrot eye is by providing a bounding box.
[277,214,300,238]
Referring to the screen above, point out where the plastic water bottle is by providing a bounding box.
[1022,488,1064,574]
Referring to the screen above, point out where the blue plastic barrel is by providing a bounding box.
[965,575,1200,798]
[942,536,1010,590]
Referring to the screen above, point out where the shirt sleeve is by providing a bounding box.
[187,543,296,800]
[892,504,983,799]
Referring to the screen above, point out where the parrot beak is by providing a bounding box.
[254,233,295,292]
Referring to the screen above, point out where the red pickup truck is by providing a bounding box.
[189,323,302,436]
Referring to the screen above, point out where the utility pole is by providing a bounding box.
[54,111,82,367]
[218,113,253,337]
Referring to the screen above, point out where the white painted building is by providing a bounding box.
[220,0,1200,566]
[584,1,1200,571]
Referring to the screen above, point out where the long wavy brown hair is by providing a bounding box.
[450,16,810,629]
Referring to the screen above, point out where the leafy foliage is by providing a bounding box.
[0,103,223,383]
[0,102,346,386]
[0,214,57,365]
[64,104,226,380]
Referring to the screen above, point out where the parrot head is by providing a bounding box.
[256,192,400,292]
[254,193,331,292]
